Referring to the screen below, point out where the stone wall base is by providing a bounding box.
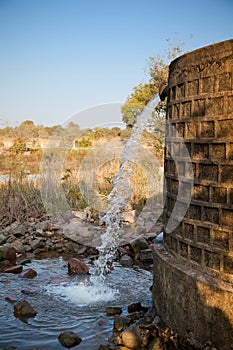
[153,244,233,349]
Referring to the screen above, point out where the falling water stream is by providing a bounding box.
[91,94,160,281]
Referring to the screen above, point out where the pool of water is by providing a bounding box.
[0,256,153,349]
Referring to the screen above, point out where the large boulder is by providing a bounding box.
[68,257,89,275]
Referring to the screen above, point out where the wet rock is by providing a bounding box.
[5,295,18,303]
[114,315,131,332]
[106,306,123,316]
[58,331,82,348]
[68,257,89,275]
[128,302,142,314]
[4,265,23,274]
[20,268,37,278]
[14,300,37,318]
[3,246,17,262]
[138,249,153,263]
[130,237,148,254]
[21,289,38,296]
[120,254,133,267]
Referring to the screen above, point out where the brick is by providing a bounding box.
[183,223,194,240]
[201,76,214,94]
[219,73,232,92]
[221,209,233,227]
[173,104,180,119]
[205,250,221,271]
[186,121,197,139]
[211,186,227,204]
[170,179,179,195]
[171,86,176,100]
[199,164,218,182]
[210,143,226,160]
[223,255,233,274]
[206,97,224,115]
[177,83,185,99]
[176,161,186,177]
[211,229,229,250]
[188,204,202,221]
[229,188,233,204]
[221,165,233,184]
[197,226,210,244]
[180,142,191,158]
[228,143,233,160]
[193,99,205,117]
[181,101,191,118]
[187,79,199,96]
[170,236,178,253]
[179,241,188,258]
[200,121,215,138]
[176,122,185,138]
[193,143,209,159]
[193,185,209,202]
[167,104,172,119]
[228,95,233,114]
[190,245,202,264]
[202,207,219,224]
[172,142,180,157]
[217,120,233,138]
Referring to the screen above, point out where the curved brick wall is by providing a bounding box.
[153,40,233,349]
[164,39,233,283]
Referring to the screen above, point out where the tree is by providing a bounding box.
[121,35,185,128]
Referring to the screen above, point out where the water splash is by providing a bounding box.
[91,94,160,281]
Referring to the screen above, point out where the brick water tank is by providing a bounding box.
[153,39,233,349]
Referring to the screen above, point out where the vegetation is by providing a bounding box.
[0,37,187,227]
[121,35,185,133]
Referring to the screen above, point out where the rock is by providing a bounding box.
[5,295,18,303]
[148,337,163,350]
[72,211,87,221]
[130,237,148,254]
[68,257,89,275]
[21,289,38,296]
[31,238,45,251]
[128,302,142,314]
[120,254,133,267]
[0,232,8,245]
[58,331,82,348]
[123,210,136,223]
[138,249,153,263]
[20,268,37,278]
[14,300,37,318]
[121,323,150,349]
[106,306,123,316]
[3,246,17,262]
[11,239,25,254]
[114,315,131,331]
[4,265,23,274]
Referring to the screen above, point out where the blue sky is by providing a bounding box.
[0,0,232,128]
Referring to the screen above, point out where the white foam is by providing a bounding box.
[46,282,118,306]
